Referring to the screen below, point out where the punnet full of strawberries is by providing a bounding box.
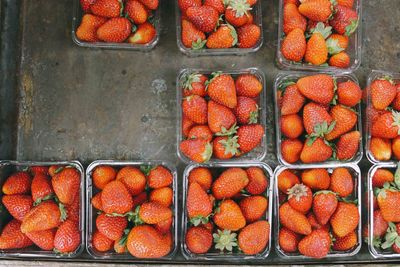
[76,0,158,45]
[0,165,82,254]
[178,0,262,50]
[180,71,265,163]
[89,164,175,258]
[280,0,359,69]
[277,167,360,258]
[184,166,271,257]
[366,74,400,162]
[277,73,362,164]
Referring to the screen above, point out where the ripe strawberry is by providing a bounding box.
[373,210,389,238]
[234,96,259,124]
[281,114,304,139]
[182,115,195,138]
[371,111,400,139]
[281,28,306,62]
[330,5,358,36]
[279,202,312,235]
[2,195,33,221]
[370,137,392,161]
[214,199,246,231]
[186,5,219,33]
[149,187,173,207]
[0,220,33,249]
[208,74,237,109]
[128,22,156,44]
[138,0,158,10]
[236,124,264,153]
[54,220,81,253]
[182,73,208,97]
[91,0,122,18]
[96,213,127,241]
[279,227,301,253]
[325,105,357,140]
[331,202,359,237]
[31,173,54,203]
[237,23,261,48]
[312,190,338,225]
[91,192,103,211]
[30,166,48,176]
[337,80,362,107]
[213,136,238,159]
[180,139,213,163]
[278,170,300,193]
[336,131,360,160]
[393,136,400,159]
[305,31,328,65]
[92,165,116,190]
[372,168,394,188]
[21,201,62,233]
[132,191,148,207]
[178,0,202,13]
[366,106,386,125]
[302,168,331,191]
[284,0,300,5]
[377,189,400,222]
[333,231,357,251]
[154,216,172,234]
[225,0,251,27]
[185,226,212,254]
[280,84,305,115]
[80,0,97,12]
[283,3,307,34]
[298,229,331,258]
[65,195,80,222]
[300,138,333,163]
[182,95,208,124]
[239,195,268,223]
[26,229,56,251]
[127,225,171,258]
[147,165,173,189]
[330,168,353,197]
[138,201,172,224]
[298,0,332,22]
[212,168,249,199]
[329,51,351,68]
[208,100,237,134]
[235,74,262,98]
[48,165,62,177]
[181,18,206,49]
[281,139,303,163]
[188,167,212,191]
[204,0,225,14]
[302,102,333,135]
[52,167,81,205]
[238,220,270,255]
[101,181,133,214]
[126,0,148,24]
[307,212,330,231]
[2,171,31,195]
[328,33,349,51]
[287,184,312,214]
[371,78,397,110]
[245,167,268,195]
[93,230,113,252]
[337,0,354,7]
[187,182,212,225]
[391,85,400,111]
[297,74,334,105]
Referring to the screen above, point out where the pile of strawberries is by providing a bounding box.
[367,75,400,162]
[179,0,261,50]
[277,167,360,258]
[76,0,158,44]
[277,73,362,164]
[180,71,265,163]
[184,167,270,256]
[90,164,174,258]
[280,0,359,68]
[0,165,81,254]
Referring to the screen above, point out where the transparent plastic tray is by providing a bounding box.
[181,162,274,261]
[274,71,363,166]
[0,160,85,258]
[85,160,178,261]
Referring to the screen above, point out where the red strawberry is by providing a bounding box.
[182,73,208,97]
[305,31,328,65]
[312,191,338,225]
[301,168,331,190]
[2,195,33,221]
[96,213,128,241]
[93,230,113,252]
[372,168,394,188]
[238,220,270,255]
[330,168,353,197]
[280,84,305,115]
[182,95,208,124]
[26,229,56,251]
[281,139,303,164]
[186,5,219,33]
[370,137,392,161]
[330,202,359,237]
[307,212,330,231]
[132,191,148,208]
[377,189,400,222]
[0,220,33,249]
[329,5,358,36]
[225,0,251,27]
[187,182,213,225]
[148,165,173,189]
[213,136,239,159]
[188,167,212,191]
[80,0,97,12]
[91,0,122,18]
[30,166,48,176]
[283,3,307,34]
[21,201,62,233]
[138,201,172,224]
[92,165,116,190]
[336,131,360,160]
[101,181,133,214]
[373,210,389,238]
[325,105,357,141]
[236,124,264,153]
[31,173,54,203]
[279,202,312,235]
[182,115,195,138]
[97,17,131,43]
[128,22,156,44]
[208,100,237,134]
[371,111,400,139]
[279,227,301,253]
[2,171,31,195]
[239,195,268,223]
[187,125,213,142]
[329,51,351,69]
[297,74,335,105]
[154,216,173,234]
[185,226,213,254]
[212,168,249,199]
[371,78,397,110]
[54,220,81,253]
[206,24,238,49]
[126,0,148,24]
[245,167,268,195]
[300,138,333,163]
[181,19,207,49]
[235,74,263,98]
[213,199,246,231]
[298,0,332,22]
[281,114,304,139]
[204,0,225,14]
[281,28,306,62]
[66,196,80,222]
[178,0,202,13]
[237,23,261,48]
[207,74,237,108]
[76,14,107,42]
[337,0,354,7]
[333,231,357,251]
[138,0,159,10]
[180,139,212,163]
[52,167,81,205]
[278,170,300,193]
[391,84,400,111]
[234,96,259,124]
[149,187,173,207]
[298,229,331,258]
[287,184,312,214]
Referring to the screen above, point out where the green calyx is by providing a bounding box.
[391,110,400,135]
[306,121,336,145]
[205,72,223,89]
[34,193,55,206]
[326,38,345,55]
[140,165,152,176]
[345,19,359,36]
[311,22,332,39]
[227,24,238,47]
[213,229,238,252]
[118,228,131,247]
[216,124,238,137]
[379,75,395,85]
[249,109,259,124]
[381,222,400,250]
[278,81,296,93]
[190,215,210,226]
[313,190,337,197]
[54,166,64,174]
[218,135,240,156]
[201,142,213,163]
[192,38,207,50]
[227,0,252,18]
[287,183,309,201]
[181,73,202,90]
[59,202,67,222]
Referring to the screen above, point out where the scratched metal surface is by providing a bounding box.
[0,0,400,264]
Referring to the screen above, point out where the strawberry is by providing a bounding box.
[188,167,212,191]
[80,0,97,12]
[204,0,225,14]
[297,74,334,105]
[127,225,171,258]
[138,0,159,10]
[337,80,362,107]
[21,201,62,233]
[371,78,397,110]
[302,169,330,191]
[300,138,333,163]
[377,189,400,222]
[330,5,358,36]
[302,102,333,135]
[31,173,54,203]
[2,195,33,221]
[287,184,312,214]
[128,22,156,44]
[149,187,173,207]
[93,165,116,190]
[52,167,81,205]
[371,111,400,139]
[239,195,268,223]
[182,116,195,138]
[235,74,262,98]
[330,202,359,237]
[278,170,300,193]
[238,220,270,255]
[132,191,148,207]
[178,0,202,13]
[2,171,31,195]
[30,166,48,176]
[147,165,173,189]
[245,167,268,195]
[180,139,213,163]
[307,212,330,231]
[373,210,389,238]
[187,182,212,225]
[281,114,304,139]
[329,51,350,68]
[101,181,133,214]
[214,199,246,231]
[327,33,349,53]
[372,168,394,188]
[213,136,239,159]
[126,0,148,24]
[234,96,259,124]
[0,220,33,249]
[393,136,400,159]
[182,73,208,97]
[212,168,249,199]
[54,220,81,253]
[370,137,392,161]
[76,14,107,42]
[91,192,103,211]
[298,0,332,22]
[185,225,213,254]
[281,139,303,164]
[330,168,353,197]
[225,0,251,27]
[93,230,113,252]
[236,124,264,153]
[298,229,331,258]
[181,19,207,49]
[284,0,300,5]
[333,231,357,251]
[182,95,208,124]
[325,105,357,140]
[336,131,360,160]
[66,196,80,222]
[48,165,62,177]
[279,227,301,253]
[154,217,173,234]
[208,100,237,134]
[237,23,261,48]
[305,31,329,65]
[312,190,338,225]
[366,106,386,125]
[208,74,237,109]
[186,5,219,33]
[337,0,354,7]
[138,201,172,224]
[26,229,56,250]
[279,202,312,235]
[283,3,307,34]
[96,213,127,241]
[91,0,122,18]
[391,84,400,111]
[281,28,306,62]
[280,84,305,115]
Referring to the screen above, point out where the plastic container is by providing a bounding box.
[365,70,400,164]
[71,0,161,50]
[0,160,85,258]
[274,72,363,166]
[276,0,362,72]
[177,68,267,164]
[85,160,178,261]
[181,162,274,260]
[274,164,362,259]
[175,1,263,56]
